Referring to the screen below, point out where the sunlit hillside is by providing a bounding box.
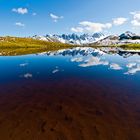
[0,36,74,55]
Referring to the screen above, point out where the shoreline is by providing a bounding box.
[0,36,140,56]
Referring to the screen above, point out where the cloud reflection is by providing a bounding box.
[126,63,137,68]
[110,63,122,70]
[52,69,59,74]
[79,56,109,67]
[125,64,140,75]
[71,57,84,62]
[39,47,140,75]
[19,63,28,67]
[23,73,33,79]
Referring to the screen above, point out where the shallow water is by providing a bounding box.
[0,47,140,140]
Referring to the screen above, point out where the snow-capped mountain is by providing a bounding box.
[92,31,140,46]
[33,33,105,45]
[119,31,140,40]
[33,31,140,46]
[93,35,120,46]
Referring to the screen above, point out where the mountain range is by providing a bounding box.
[33,33,105,45]
[33,31,140,46]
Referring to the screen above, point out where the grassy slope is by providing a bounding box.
[0,36,74,55]
[89,43,140,50]
[117,44,140,50]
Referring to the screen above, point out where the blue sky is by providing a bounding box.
[0,0,140,36]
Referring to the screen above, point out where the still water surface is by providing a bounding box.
[0,47,140,84]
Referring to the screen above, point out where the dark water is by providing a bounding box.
[0,47,140,140]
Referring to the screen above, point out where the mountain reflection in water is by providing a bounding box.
[38,47,140,75]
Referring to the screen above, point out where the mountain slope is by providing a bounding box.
[119,31,140,40]
[93,35,119,46]
[91,31,140,46]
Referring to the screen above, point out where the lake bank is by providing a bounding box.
[1,36,140,56]
[0,37,74,55]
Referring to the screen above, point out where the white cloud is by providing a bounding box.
[71,21,112,33]
[32,12,37,16]
[131,20,140,26]
[79,21,112,33]
[12,8,28,15]
[71,16,128,33]
[130,11,140,26]
[50,13,63,22]
[79,56,109,67]
[15,22,25,27]
[110,63,122,70]
[71,27,84,33]
[113,17,128,26]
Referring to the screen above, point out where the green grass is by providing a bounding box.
[0,36,75,55]
[117,44,140,50]
[89,43,140,50]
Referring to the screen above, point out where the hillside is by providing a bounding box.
[0,36,74,55]
[90,31,140,49]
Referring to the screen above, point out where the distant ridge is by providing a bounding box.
[119,31,140,40]
[32,31,140,46]
[33,33,105,45]
[91,31,140,46]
